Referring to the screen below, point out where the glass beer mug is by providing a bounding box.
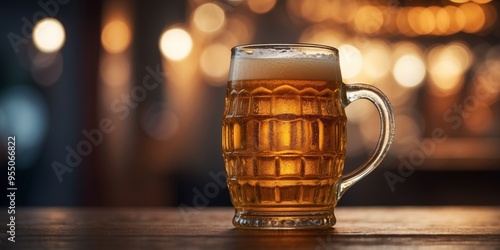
[222,44,395,229]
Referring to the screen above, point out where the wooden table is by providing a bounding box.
[1,207,499,249]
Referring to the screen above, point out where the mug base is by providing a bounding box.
[232,209,336,230]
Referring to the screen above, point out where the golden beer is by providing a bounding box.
[222,79,346,208]
[223,44,395,229]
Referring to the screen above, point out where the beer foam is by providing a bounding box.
[229,49,339,81]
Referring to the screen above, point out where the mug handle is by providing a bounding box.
[337,83,396,200]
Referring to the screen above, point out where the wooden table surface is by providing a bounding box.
[1,207,499,249]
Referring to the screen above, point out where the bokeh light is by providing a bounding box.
[299,24,344,46]
[345,123,366,156]
[225,17,254,44]
[247,0,277,14]
[288,1,493,37]
[298,0,329,23]
[408,7,437,35]
[339,44,363,79]
[159,28,193,61]
[450,6,467,33]
[358,110,381,150]
[408,7,424,34]
[396,7,416,37]
[31,52,64,86]
[362,40,391,79]
[446,42,472,70]
[392,113,421,153]
[193,3,225,32]
[428,43,471,95]
[141,104,179,141]
[31,50,58,68]
[100,53,131,87]
[435,7,450,34]
[485,45,500,67]
[464,104,493,134]
[345,100,374,123]
[331,1,358,24]
[460,2,486,33]
[101,20,131,53]
[354,5,384,34]
[430,61,461,95]
[0,85,49,168]
[200,43,231,84]
[471,55,500,106]
[33,18,66,53]
[418,8,436,34]
[393,55,426,88]
[473,0,492,3]
[481,4,497,31]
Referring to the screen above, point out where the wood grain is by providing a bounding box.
[1,207,499,249]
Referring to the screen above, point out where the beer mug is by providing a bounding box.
[222,44,395,229]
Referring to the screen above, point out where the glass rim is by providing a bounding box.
[232,43,339,53]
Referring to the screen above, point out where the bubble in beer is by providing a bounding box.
[229,47,338,81]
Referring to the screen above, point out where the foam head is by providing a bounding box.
[229,45,340,81]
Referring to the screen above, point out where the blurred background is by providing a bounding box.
[1,0,499,208]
